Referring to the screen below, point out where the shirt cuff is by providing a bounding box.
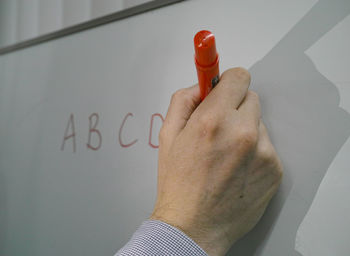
[115,219,208,256]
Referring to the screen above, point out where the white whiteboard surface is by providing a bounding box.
[1,0,350,255]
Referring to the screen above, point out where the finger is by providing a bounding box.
[237,90,261,129]
[163,84,201,138]
[202,67,251,111]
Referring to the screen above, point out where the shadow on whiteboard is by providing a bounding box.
[227,0,350,255]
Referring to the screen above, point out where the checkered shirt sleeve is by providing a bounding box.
[115,220,208,256]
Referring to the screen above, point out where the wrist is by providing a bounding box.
[149,211,234,256]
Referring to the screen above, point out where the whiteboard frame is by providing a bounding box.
[0,0,185,56]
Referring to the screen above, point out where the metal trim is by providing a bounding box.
[0,0,185,56]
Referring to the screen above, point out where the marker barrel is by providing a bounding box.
[194,30,220,101]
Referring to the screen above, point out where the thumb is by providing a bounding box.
[163,84,201,140]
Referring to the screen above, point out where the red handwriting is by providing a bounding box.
[87,113,102,150]
[119,113,138,148]
[61,113,76,153]
[149,113,164,148]
[61,112,164,152]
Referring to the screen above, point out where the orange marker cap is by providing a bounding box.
[194,30,218,67]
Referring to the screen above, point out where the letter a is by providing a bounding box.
[61,114,76,152]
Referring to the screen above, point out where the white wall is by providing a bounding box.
[38,0,63,35]
[91,0,123,19]
[0,0,17,46]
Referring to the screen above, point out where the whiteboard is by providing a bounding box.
[1,0,350,255]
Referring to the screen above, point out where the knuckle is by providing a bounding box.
[196,112,221,136]
[171,88,187,103]
[248,90,259,101]
[234,126,258,153]
[270,162,283,189]
[225,67,251,83]
[259,147,275,165]
[258,147,283,183]
[171,88,193,108]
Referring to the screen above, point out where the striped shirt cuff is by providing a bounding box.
[115,219,208,256]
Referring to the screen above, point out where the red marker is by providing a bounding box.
[194,30,220,101]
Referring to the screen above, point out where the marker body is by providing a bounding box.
[194,30,220,101]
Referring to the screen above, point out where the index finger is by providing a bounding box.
[202,67,251,110]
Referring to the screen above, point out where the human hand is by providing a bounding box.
[150,68,283,256]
